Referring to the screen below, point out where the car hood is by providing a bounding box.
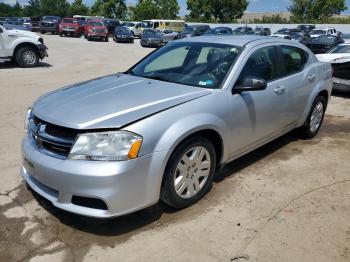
[32,74,212,130]
[316,53,350,63]
[6,28,39,39]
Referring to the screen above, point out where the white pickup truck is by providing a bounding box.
[0,25,48,67]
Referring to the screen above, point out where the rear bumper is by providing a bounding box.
[21,137,168,218]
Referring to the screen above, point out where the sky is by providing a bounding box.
[1,0,350,15]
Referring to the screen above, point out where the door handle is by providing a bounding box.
[307,75,315,82]
[274,86,286,95]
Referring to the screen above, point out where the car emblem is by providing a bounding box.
[38,123,46,133]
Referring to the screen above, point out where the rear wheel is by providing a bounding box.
[15,46,39,68]
[298,96,326,139]
[160,137,216,208]
[104,36,109,42]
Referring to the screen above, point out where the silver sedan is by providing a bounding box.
[21,35,332,218]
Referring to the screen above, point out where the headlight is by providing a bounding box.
[69,131,142,161]
[24,107,32,132]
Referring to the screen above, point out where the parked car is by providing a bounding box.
[103,19,120,35]
[113,26,134,43]
[140,29,163,47]
[297,24,315,33]
[161,29,179,43]
[316,43,350,92]
[176,25,210,39]
[204,27,233,35]
[309,28,338,38]
[233,26,254,35]
[290,32,313,45]
[21,35,332,218]
[84,20,109,42]
[39,16,61,34]
[254,27,271,36]
[59,18,82,37]
[121,21,138,36]
[272,28,301,39]
[30,16,41,32]
[0,17,6,25]
[2,17,32,31]
[307,35,344,54]
[0,25,48,67]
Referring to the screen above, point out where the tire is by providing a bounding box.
[84,34,87,39]
[160,136,216,209]
[87,36,92,41]
[59,32,63,37]
[15,46,39,68]
[298,96,326,139]
[104,36,109,42]
[40,31,45,34]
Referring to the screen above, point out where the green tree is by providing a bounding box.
[132,0,180,20]
[12,1,23,16]
[0,2,16,16]
[187,0,248,23]
[40,0,70,17]
[23,0,41,17]
[70,0,89,16]
[288,0,347,22]
[90,0,127,19]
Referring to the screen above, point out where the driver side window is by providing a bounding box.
[237,46,278,83]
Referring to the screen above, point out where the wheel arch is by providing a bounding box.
[14,42,40,57]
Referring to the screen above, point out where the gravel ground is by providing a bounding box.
[0,34,350,262]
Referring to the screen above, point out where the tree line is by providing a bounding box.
[0,0,348,23]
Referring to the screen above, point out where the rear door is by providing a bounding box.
[277,45,316,124]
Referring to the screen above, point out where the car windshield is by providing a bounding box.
[117,27,130,33]
[275,29,289,34]
[43,16,58,21]
[328,45,350,53]
[88,21,104,26]
[310,30,326,35]
[62,19,77,23]
[182,27,195,33]
[123,22,135,27]
[128,42,242,89]
[143,30,161,36]
[315,35,337,43]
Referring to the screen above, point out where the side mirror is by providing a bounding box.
[232,76,267,94]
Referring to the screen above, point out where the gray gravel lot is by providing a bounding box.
[0,34,350,262]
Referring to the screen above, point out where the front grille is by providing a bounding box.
[29,116,79,158]
[93,28,105,33]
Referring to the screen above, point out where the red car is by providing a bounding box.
[58,18,81,37]
[84,20,109,42]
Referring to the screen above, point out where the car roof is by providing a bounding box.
[88,20,104,23]
[176,35,278,46]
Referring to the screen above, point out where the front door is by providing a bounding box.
[228,45,290,158]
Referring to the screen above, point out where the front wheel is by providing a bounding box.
[298,96,326,139]
[104,36,109,42]
[15,46,39,68]
[160,137,216,209]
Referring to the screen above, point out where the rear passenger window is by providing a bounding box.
[238,46,279,83]
[281,46,308,75]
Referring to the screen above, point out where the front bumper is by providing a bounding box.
[37,44,48,59]
[40,26,58,32]
[21,137,168,218]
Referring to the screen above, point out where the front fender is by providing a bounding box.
[9,37,40,53]
[154,113,229,165]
